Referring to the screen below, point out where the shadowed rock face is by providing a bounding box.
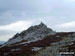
[0,22,75,56]
[20,22,53,36]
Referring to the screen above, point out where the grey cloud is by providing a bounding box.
[0,0,75,26]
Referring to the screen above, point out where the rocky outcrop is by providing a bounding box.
[0,22,75,56]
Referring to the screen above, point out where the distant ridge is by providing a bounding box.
[0,41,5,44]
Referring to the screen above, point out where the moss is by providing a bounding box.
[21,40,28,42]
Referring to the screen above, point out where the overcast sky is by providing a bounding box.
[0,0,75,41]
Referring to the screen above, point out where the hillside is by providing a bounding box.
[0,22,75,56]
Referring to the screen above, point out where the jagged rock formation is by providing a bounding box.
[0,22,75,56]
[2,22,55,46]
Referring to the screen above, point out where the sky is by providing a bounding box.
[0,0,75,41]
